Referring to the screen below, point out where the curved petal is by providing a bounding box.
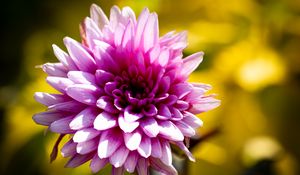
[76,139,98,154]
[109,146,129,168]
[66,84,100,105]
[94,111,117,131]
[158,121,184,141]
[69,107,98,130]
[140,117,159,137]
[118,114,139,133]
[90,156,108,173]
[98,129,122,158]
[124,130,142,151]
[73,128,100,143]
[137,136,151,158]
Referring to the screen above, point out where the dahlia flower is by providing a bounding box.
[33,4,220,175]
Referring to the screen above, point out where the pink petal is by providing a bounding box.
[66,84,100,105]
[158,76,170,94]
[142,13,159,52]
[151,138,162,158]
[90,4,109,29]
[134,8,150,51]
[156,104,171,120]
[182,111,203,128]
[114,23,125,47]
[69,107,98,130]
[121,19,134,51]
[118,114,139,133]
[67,71,96,85]
[46,76,74,93]
[98,129,122,158]
[189,96,221,114]
[150,157,177,175]
[160,141,172,165]
[96,96,119,114]
[170,83,193,99]
[136,158,149,175]
[73,128,100,143]
[124,130,142,151]
[52,44,77,70]
[95,69,115,87]
[175,142,195,162]
[94,46,118,73]
[61,139,77,157]
[109,5,122,30]
[65,153,94,168]
[50,116,74,134]
[90,155,108,173]
[109,146,129,168]
[48,101,85,113]
[157,49,169,66]
[94,111,117,131]
[170,107,183,121]
[122,7,136,23]
[174,120,195,137]
[137,137,151,158]
[32,111,67,126]
[181,52,204,76]
[82,17,103,48]
[124,151,139,173]
[42,63,67,77]
[140,117,159,137]
[34,92,68,106]
[76,138,97,154]
[63,37,96,72]
[158,121,184,141]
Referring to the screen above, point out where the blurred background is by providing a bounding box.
[1,0,300,174]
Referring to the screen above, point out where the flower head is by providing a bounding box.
[33,4,220,175]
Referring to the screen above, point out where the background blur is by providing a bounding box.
[1,0,300,174]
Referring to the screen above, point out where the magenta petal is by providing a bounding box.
[50,116,74,134]
[76,139,97,154]
[137,136,151,158]
[181,52,204,76]
[158,121,184,141]
[65,153,94,168]
[157,49,169,66]
[109,146,129,168]
[33,111,66,126]
[67,71,96,85]
[124,130,142,151]
[136,158,149,175]
[160,141,172,165]
[140,117,159,137]
[90,155,108,173]
[151,138,162,158]
[170,107,183,121]
[118,114,139,133]
[69,107,97,130]
[98,130,122,158]
[156,104,171,120]
[94,111,117,131]
[142,104,157,117]
[95,69,114,87]
[96,96,119,114]
[73,128,100,143]
[124,106,143,122]
[46,76,74,93]
[66,84,100,105]
[124,151,139,173]
[34,92,68,106]
[61,139,77,157]
[63,37,96,72]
